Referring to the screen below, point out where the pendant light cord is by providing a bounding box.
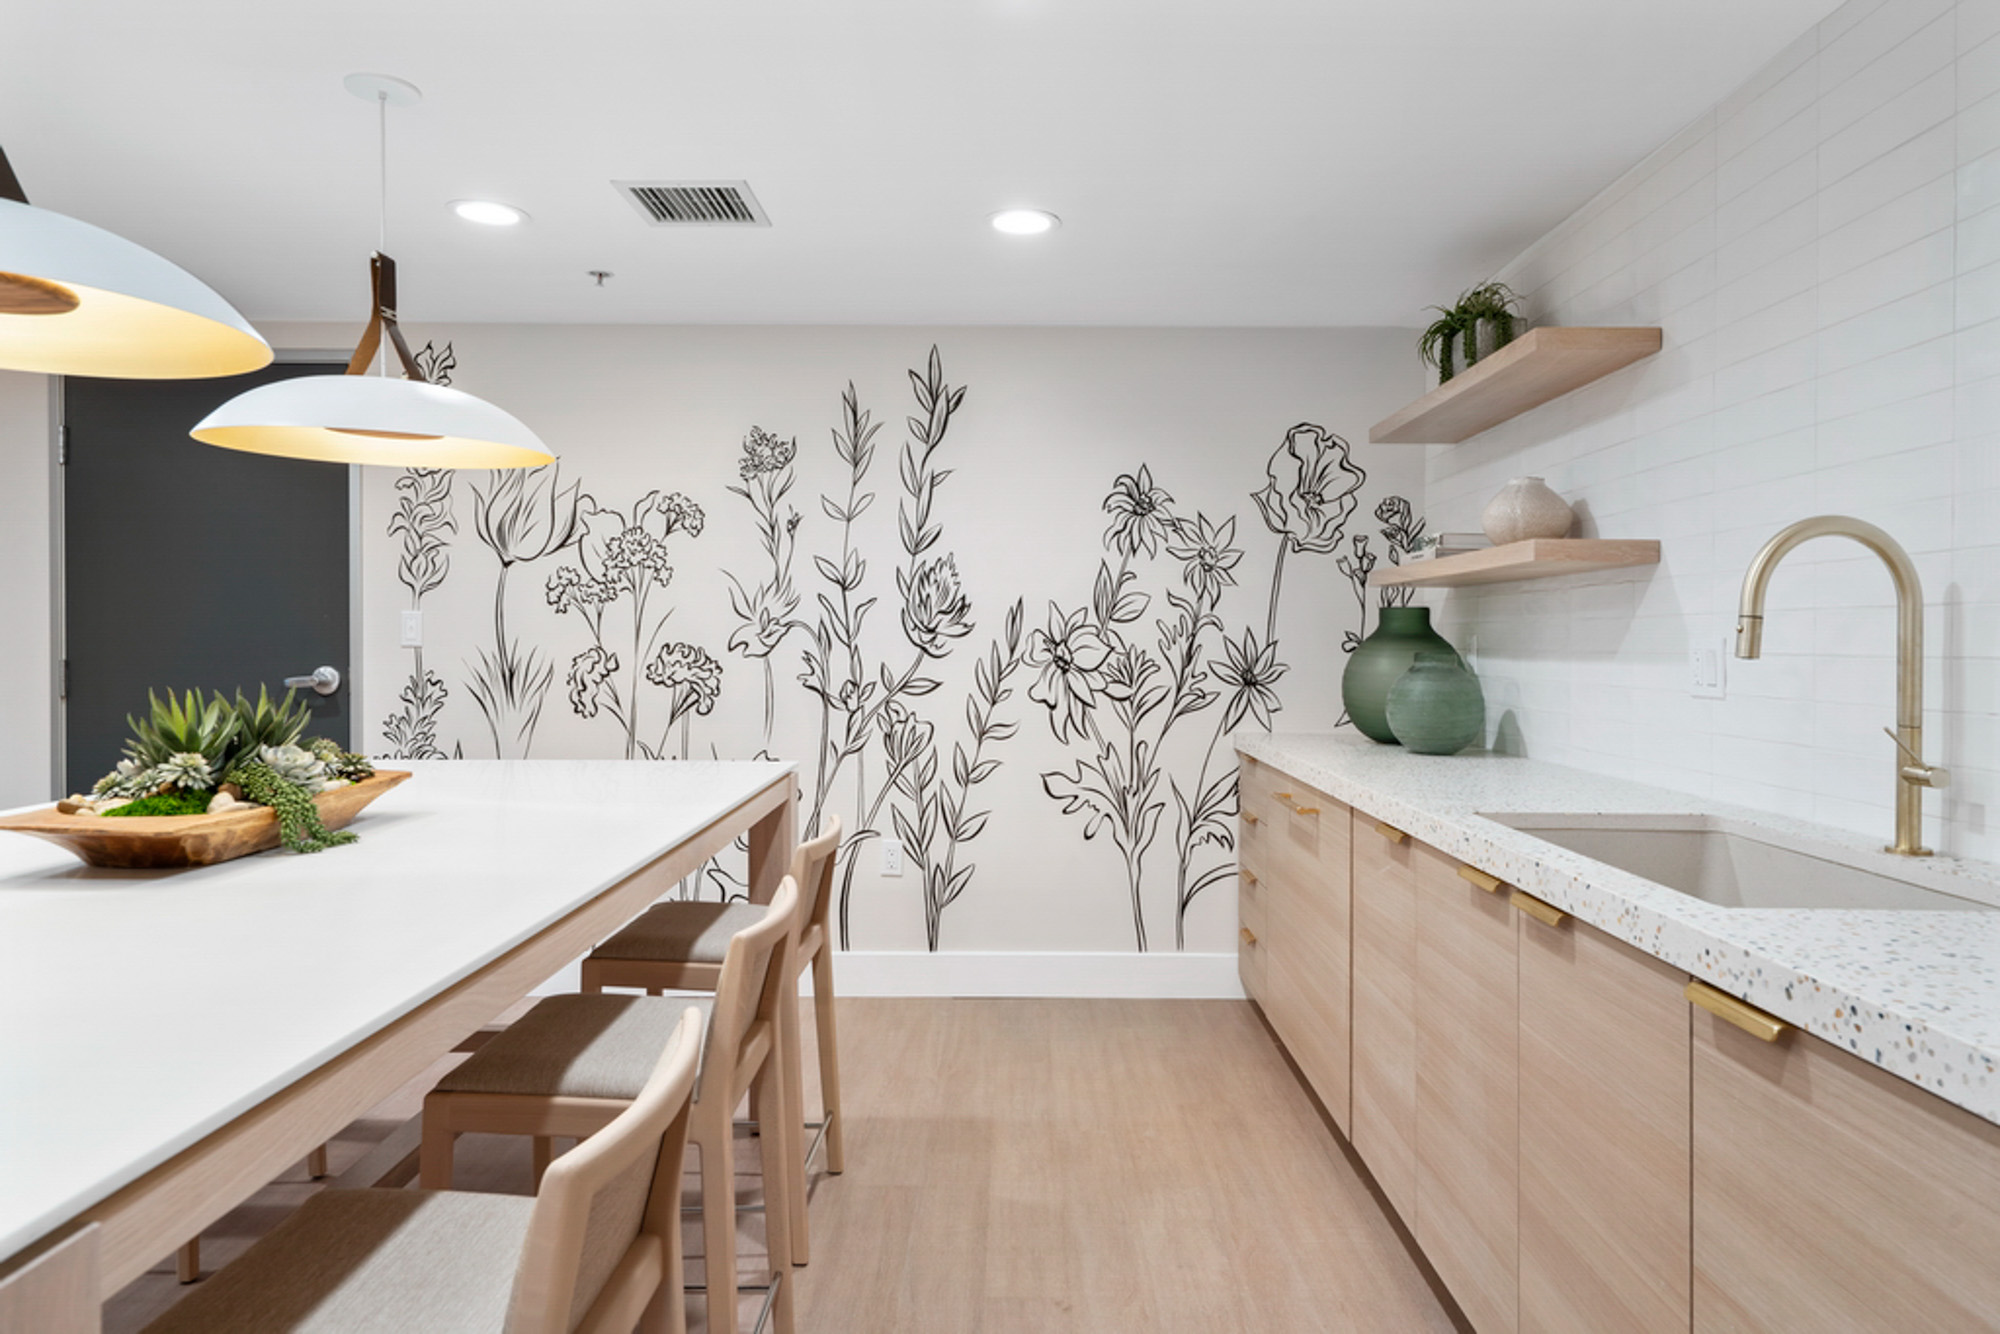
[377,90,388,377]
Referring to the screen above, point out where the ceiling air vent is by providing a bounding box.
[614,180,770,227]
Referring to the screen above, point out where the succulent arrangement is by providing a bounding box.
[64,687,376,853]
[1418,281,1522,382]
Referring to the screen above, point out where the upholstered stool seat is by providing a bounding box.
[594,902,764,967]
[145,1191,534,1334]
[438,995,714,1103]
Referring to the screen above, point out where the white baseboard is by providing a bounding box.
[826,950,1246,999]
[536,951,1247,1000]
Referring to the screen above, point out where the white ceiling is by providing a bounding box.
[4,0,1840,327]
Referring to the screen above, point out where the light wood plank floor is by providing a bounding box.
[107,998,1463,1333]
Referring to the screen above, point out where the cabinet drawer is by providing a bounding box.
[1693,1008,2000,1331]
[1351,817,1423,1227]
[1237,880,1266,999]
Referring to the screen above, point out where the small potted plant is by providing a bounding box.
[1418,281,1522,383]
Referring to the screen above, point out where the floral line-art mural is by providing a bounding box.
[1033,426,1421,951]
[548,489,713,759]
[381,341,459,761]
[794,349,1028,950]
[465,464,586,758]
[374,340,1420,952]
[727,428,806,746]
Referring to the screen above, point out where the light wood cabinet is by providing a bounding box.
[1350,817,1423,1227]
[1265,789,1351,1134]
[1415,854,1520,1334]
[1693,1007,2000,1332]
[1518,908,1690,1334]
[1236,758,1352,1133]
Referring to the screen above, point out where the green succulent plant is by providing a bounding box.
[123,689,241,770]
[226,686,314,761]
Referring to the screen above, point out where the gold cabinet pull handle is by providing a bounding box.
[1509,889,1567,928]
[1457,864,1505,894]
[1242,811,1262,826]
[1373,821,1409,845]
[1240,927,1258,946]
[1686,980,1790,1043]
[1272,791,1319,815]
[1241,870,1258,887]
[1292,803,1320,815]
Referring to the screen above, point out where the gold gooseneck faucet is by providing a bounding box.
[1735,515,1945,856]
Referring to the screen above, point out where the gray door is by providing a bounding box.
[63,363,350,791]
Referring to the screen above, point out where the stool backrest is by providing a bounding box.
[707,873,800,1101]
[791,815,842,943]
[505,1004,703,1333]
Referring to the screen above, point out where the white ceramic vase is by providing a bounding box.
[1481,476,1573,546]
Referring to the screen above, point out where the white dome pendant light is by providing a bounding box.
[192,74,553,469]
[0,145,272,378]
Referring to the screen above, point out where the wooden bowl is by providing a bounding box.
[0,770,412,869]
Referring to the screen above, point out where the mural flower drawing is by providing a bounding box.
[1037,469,1275,951]
[546,489,710,758]
[726,427,804,742]
[1252,423,1365,640]
[382,466,456,759]
[466,461,586,758]
[792,348,1028,951]
[646,641,724,759]
[1026,605,1116,745]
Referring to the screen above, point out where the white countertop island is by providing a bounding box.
[0,758,794,1309]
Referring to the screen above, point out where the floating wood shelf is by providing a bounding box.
[1371,539,1661,589]
[1369,327,1663,444]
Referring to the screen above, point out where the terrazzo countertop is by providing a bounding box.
[1236,732,2000,1125]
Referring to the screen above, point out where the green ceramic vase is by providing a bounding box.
[1341,606,1458,744]
[1387,651,1485,755]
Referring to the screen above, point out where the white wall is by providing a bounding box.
[1427,0,2000,858]
[278,324,1425,969]
[0,370,52,807]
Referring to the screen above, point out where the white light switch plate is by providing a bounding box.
[399,610,424,648]
[1690,636,1727,699]
[879,838,904,877]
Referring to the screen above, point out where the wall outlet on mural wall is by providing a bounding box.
[880,838,904,877]
[399,611,423,649]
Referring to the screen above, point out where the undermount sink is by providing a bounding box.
[1481,813,1993,912]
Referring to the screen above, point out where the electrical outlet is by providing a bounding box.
[1690,636,1727,699]
[399,610,424,648]
[880,838,904,876]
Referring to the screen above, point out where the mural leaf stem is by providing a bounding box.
[1265,539,1288,644]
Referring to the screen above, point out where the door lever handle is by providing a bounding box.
[284,666,342,697]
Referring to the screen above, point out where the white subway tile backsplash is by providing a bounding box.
[1433,0,2000,862]
[1821,65,1957,186]
[1818,13,1956,142]
[1818,281,1955,371]
[1962,30,2000,108]
[1820,122,1956,232]
[1819,174,1955,279]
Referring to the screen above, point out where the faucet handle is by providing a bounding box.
[1883,727,1949,788]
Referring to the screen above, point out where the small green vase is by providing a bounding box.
[1387,652,1485,755]
[1341,606,1458,744]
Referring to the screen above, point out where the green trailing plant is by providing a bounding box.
[231,760,357,854]
[102,791,213,817]
[1418,281,1521,382]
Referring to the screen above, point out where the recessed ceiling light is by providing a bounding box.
[991,208,1059,236]
[451,199,528,227]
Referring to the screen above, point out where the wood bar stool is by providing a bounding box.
[143,1005,703,1334]
[582,817,843,1265]
[421,878,800,1334]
